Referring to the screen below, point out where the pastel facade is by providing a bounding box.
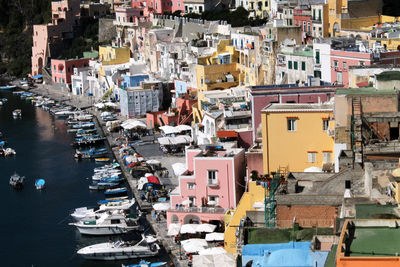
[293,8,312,42]
[167,146,246,227]
[99,46,131,65]
[311,3,329,38]
[31,0,81,76]
[51,58,90,85]
[261,103,334,173]
[331,49,372,87]
[71,66,101,97]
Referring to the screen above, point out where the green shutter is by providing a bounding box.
[319,10,321,20]
[288,61,292,69]
[294,61,298,70]
[316,51,320,64]
[301,61,306,71]
[313,9,316,20]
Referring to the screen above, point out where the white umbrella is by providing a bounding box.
[172,162,187,176]
[193,255,214,267]
[180,224,199,234]
[198,247,226,255]
[94,103,105,108]
[101,111,112,117]
[213,253,235,266]
[207,200,217,206]
[167,223,181,236]
[181,199,192,206]
[145,173,154,177]
[196,224,216,233]
[153,202,170,211]
[104,101,118,107]
[205,232,224,242]
[181,238,208,253]
[146,159,161,165]
[130,120,147,129]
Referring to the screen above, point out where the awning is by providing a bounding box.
[245,43,253,49]
[216,130,238,138]
[32,74,43,79]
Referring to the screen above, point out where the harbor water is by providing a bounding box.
[0,90,168,266]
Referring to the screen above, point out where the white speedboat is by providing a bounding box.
[71,207,139,222]
[77,235,160,260]
[69,212,140,235]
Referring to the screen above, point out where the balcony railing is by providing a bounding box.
[170,206,226,214]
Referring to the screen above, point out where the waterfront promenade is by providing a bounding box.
[28,83,190,267]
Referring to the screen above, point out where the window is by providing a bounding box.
[315,50,320,64]
[307,22,310,33]
[187,183,195,190]
[308,152,317,163]
[343,62,347,69]
[323,119,329,131]
[265,1,268,6]
[208,196,219,206]
[318,10,321,20]
[287,118,297,132]
[199,6,202,12]
[359,61,365,66]
[301,61,306,71]
[288,61,293,69]
[303,21,306,31]
[313,9,316,20]
[207,170,218,185]
[188,196,195,207]
[323,152,331,163]
[333,60,338,68]
[337,72,342,84]
[294,61,298,70]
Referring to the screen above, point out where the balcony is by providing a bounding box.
[170,206,226,214]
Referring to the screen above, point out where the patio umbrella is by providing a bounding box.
[180,224,199,234]
[181,199,192,206]
[146,159,161,165]
[94,103,106,109]
[147,175,160,184]
[207,200,217,206]
[181,238,207,253]
[193,255,214,267]
[104,101,118,108]
[153,202,170,211]
[196,224,216,233]
[205,232,224,242]
[198,247,226,255]
[167,223,181,236]
[172,162,187,176]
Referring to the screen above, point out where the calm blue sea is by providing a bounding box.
[0,90,168,266]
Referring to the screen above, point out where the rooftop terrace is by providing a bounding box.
[336,87,397,95]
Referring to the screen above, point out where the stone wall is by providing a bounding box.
[99,18,116,43]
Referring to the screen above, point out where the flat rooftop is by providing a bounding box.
[336,87,397,95]
[350,227,400,257]
[262,103,333,113]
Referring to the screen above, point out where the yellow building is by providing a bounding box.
[192,40,240,122]
[261,103,334,174]
[224,181,265,255]
[99,45,130,65]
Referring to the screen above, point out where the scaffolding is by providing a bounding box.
[264,169,285,228]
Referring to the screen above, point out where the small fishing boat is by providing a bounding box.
[92,171,122,180]
[1,98,7,102]
[98,176,124,183]
[12,109,22,119]
[3,148,16,156]
[105,187,128,197]
[0,85,16,90]
[98,196,129,205]
[75,148,108,159]
[95,157,110,163]
[9,172,24,189]
[77,234,159,260]
[35,179,45,189]
[122,260,167,267]
[89,182,120,190]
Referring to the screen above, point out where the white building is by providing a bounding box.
[313,38,331,83]
[119,82,163,118]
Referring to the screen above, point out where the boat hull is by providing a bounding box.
[75,225,139,235]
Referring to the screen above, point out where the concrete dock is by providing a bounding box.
[27,84,190,266]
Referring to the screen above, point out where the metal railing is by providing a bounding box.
[169,206,226,214]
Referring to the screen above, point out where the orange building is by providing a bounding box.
[337,219,400,267]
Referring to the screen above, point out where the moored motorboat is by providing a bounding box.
[69,212,141,235]
[95,157,110,163]
[89,182,120,190]
[12,109,22,119]
[77,234,159,260]
[35,179,45,189]
[9,172,24,189]
[105,187,128,197]
[0,85,16,90]
[122,260,167,267]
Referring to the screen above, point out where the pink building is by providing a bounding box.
[330,49,372,87]
[130,0,184,14]
[31,0,80,76]
[167,146,245,226]
[115,6,153,24]
[51,58,90,85]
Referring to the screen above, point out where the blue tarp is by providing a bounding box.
[32,74,43,79]
[242,241,329,267]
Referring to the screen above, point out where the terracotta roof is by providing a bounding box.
[217,130,238,138]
